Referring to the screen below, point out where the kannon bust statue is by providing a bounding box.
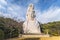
[23,4,41,34]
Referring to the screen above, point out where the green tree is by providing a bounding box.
[0,29,4,40]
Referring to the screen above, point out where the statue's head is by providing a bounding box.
[29,3,34,9]
[26,3,36,20]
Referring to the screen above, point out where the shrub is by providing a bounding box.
[11,27,19,38]
[0,29,4,40]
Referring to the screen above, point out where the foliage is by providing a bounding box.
[0,17,23,39]
[0,16,60,39]
[0,29,4,40]
[42,21,60,36]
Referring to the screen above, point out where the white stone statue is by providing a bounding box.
[23,4,41,34]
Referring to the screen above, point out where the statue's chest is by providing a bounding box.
[27,21,38,28]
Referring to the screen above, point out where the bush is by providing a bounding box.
[4,27,19,38]
[42,22,60,36]
[11,27,19,38]
[0,17,21,39]
[0,29,4,40]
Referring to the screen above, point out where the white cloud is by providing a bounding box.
[0,12,2,14]
[0,0,26,21]
[0,5,2,8]
[7,5,26,18]
[36,6,60,23]
[0,0,7,5]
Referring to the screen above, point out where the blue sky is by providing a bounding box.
[0,0,60,23]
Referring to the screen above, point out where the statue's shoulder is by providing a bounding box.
[23,21,28,25]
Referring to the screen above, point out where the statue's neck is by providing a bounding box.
[26,18,35,22]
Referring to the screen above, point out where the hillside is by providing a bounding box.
[41,21,60,36]
[0,17,60,40]
[0,17,23,39]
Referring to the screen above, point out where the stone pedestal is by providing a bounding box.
[22,34,50,38]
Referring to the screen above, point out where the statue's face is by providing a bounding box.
[31,11,36,19]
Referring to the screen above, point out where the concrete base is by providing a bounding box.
[19,34,50,38]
